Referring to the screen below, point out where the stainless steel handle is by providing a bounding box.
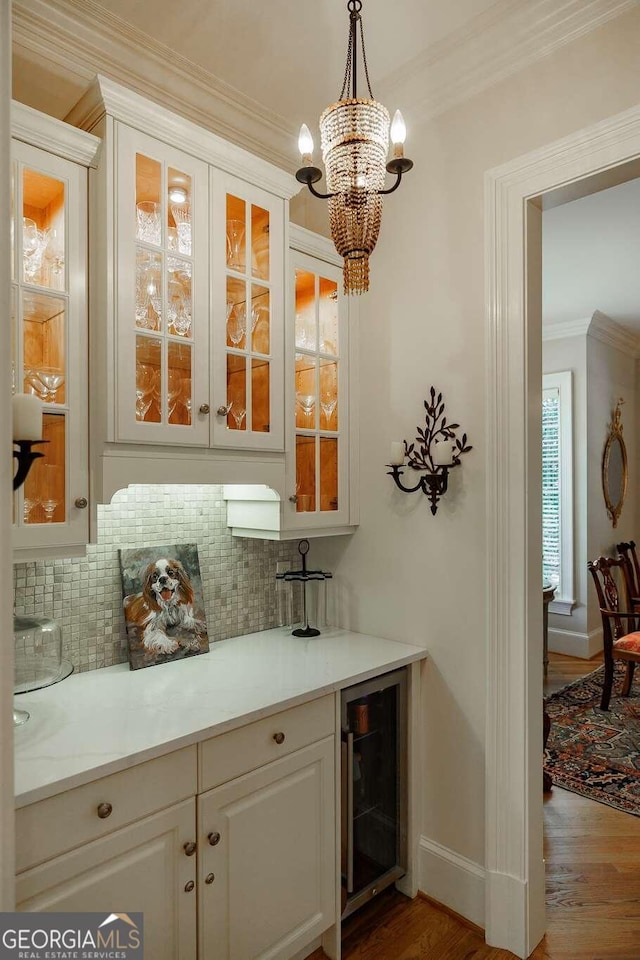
[273,731,285,745]
[183,841,197,857]
[184,881,195,893]
[217,403,232,416]
[205,873,215,885]
[207,831,221,846]
[97,802,112,820]
[347,731,354,893]
[75,497,88,509]
[289,495,298,504]
[199,403,211,415]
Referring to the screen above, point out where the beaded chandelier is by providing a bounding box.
[296,0,413,295]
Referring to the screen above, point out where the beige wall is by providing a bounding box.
[314,6,640,886]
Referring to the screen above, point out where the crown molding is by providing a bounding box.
[67,77,299,201]
[542,316,592,340]
[11,100,100,167]
[12,0,635,164]
[379,0,637,124]
[11,0,298,171]
[542,310,640,356]
[588,309,640,357]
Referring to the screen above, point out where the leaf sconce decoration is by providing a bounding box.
[387,386,472,515]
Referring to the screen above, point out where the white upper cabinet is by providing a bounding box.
[66,76,297,503]
[11,103,100,561]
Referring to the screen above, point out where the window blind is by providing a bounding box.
[542,388,560,587]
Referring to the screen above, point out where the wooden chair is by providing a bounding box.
[587,556,640,710]
[616,540,640,605]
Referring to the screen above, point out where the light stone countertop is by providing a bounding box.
[14,627,427,807]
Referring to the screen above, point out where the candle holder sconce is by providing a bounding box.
[13,440,48,491]
[387,386,472,515]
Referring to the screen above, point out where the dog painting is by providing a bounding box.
[119,544,209,670]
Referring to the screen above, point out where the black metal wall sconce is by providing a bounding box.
[13,440,47,491]
[387,386,472,515]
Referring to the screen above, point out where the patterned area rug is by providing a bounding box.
[544,663,640,816]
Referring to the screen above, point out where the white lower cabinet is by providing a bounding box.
[16,700,337,960]
[198,738,335,960]
[16,799,197,960]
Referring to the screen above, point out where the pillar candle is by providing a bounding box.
[432,439,455,466]
[12,394,43,441]
[390,441,405,465]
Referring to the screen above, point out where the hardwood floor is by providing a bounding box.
[322,653,640,960]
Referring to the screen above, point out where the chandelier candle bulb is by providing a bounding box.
[390,110,407,157]
[390,441,405,465]
[12,393,43,442]
[298,124,314,165]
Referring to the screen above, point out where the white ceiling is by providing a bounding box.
[543,177,640,333]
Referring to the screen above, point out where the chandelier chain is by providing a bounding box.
[339,0,374,101]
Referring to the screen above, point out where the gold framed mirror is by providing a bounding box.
[602,398,628,529]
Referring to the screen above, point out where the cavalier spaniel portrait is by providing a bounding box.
[121,549,209,668]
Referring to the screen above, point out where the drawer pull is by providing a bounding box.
[208,831,221,846]
[199,403,211,415]
[184,881,195,893]
[96,802,112,819]
[183,841,197,857]
[205,873,215,885]
[273,732,285,745]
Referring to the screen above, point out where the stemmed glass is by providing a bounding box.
[168,279,191,337]
[136,364,157,421]
[41,499,59,523]
[320,392,338,427]
[296,392,316,424]
[23,498,38,523]
[23,218,51,284]
[37,369,65,402]
[230,404,246,430]
[226,219,245,271]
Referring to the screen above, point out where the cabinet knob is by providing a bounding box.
[75,497,88,509]
[96,802,112,819]
[205,873,215,885]
[217,403,232,416]
[288,495,298,504]
[199,403,211,415]
[184,881,195,893]
[183,841,197,857]
[273,732,285,745]
[207,831,221,846]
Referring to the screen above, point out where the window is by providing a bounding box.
[542,371,574,614]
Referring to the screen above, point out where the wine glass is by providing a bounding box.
[23,218,50,283]
[23,498,38,522]
[135,364,157,421]
[320,392,338,426]
[296,392,315,424]
[226,219,245,271]
[230,405,246,430]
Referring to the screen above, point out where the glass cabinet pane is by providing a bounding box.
[227,355,247,430]
[251,204,269,281]
[251,358,270,433]
[135,154,161,244]
[136,336,161,422]
[168,341,192,425]
[226,195,246,273]
[251,284,269,354]
[167,258,192,338]
[23,293,66,405]
[168,167,192,255]
[136,249,162,331]
[23,413,66,525]
[294,264,342,515]
[22,168,65,291]
[296,435,316,512]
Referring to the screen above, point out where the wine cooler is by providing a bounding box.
[341,668,407,919]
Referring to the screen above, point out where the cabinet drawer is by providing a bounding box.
[198,695,334,792]
[16,746,197,873]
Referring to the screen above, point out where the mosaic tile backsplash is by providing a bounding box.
[13,485,299,672]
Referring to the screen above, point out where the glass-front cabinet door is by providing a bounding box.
[115,125,210,445]
[11,139,89,555]
[211,174,284,450]
[288,247,349,529]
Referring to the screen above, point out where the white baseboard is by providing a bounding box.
[418,835,485,929]
[549,626,602,659]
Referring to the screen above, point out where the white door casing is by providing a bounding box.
[485,103,640,957]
